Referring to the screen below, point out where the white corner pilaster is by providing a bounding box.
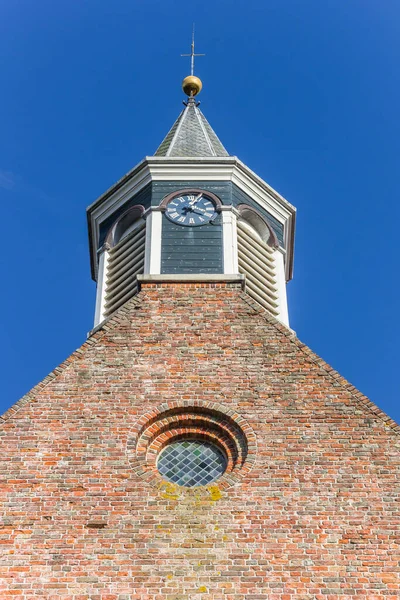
[94,244,110,327]
[144,209,162,275]
[222,207,239,274]
[274,248,289,327]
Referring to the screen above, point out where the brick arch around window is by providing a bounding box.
[127,400,257,490]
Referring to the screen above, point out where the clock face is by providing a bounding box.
[165,192,218,227]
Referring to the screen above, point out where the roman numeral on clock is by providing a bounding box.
[165,191,217,226]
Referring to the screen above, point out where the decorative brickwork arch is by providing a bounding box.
[127,401,256,490]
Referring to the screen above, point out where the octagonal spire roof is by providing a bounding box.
[154,97,229,158]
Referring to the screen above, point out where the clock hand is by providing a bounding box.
[189,192,203,207]
[183,204,206,214]
[191,208,209,216]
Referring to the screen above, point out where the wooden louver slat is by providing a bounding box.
[237,236,276,280]
[106,257,145,296]
[108,238,146,276]
[107,249,145,285]
[109,223,146,258]
[104,224,145,317]
[237,227,276,274]
[237,221,279,316]
[238,250,277,292]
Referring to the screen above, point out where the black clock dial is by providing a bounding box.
[165,192,218,226]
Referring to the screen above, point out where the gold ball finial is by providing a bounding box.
[182,75,202,97]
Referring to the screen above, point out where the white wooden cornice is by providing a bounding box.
[87,156,296,282]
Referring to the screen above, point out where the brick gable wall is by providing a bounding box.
[1,282,399,599]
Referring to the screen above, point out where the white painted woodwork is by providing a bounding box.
[88,158,295,328]
[237,220,280,318]
[273,249,289,326]
[94,209,290,328]
[94,245,110,327]
[87,157,295,282]
[222,208,238,274]
[103,222,146,318]
[144,210,162,275]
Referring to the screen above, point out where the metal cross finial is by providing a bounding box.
[181,24,205,76]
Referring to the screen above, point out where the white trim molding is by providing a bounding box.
[221,207,239,274]
[87,156,296,282]
[144,209,162,275]
[87,156,295,329]
[137,274,245,288]
[273,248,289,327]
[94,245,110,327]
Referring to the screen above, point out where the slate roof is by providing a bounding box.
[155,98,229,157]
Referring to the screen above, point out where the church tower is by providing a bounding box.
[1,64,399,598]
[88,74,294,330]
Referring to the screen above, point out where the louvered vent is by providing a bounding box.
[103,222,146,317]
[237,220,279,316]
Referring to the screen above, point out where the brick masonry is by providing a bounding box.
[1,282,399,599]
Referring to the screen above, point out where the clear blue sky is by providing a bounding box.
[1,1,399,422]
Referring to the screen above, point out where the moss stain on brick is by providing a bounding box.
[159,481,181,500]
[207,484,222,501]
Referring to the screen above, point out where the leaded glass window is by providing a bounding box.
[157,439,227,487]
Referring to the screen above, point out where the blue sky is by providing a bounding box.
[1,1,399,422]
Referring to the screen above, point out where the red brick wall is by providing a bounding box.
[1,282,399,599]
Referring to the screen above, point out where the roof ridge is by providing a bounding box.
[194,104,216,156]
[0,296,142,427]
[238,291,400,436]
[154,101,229,158]
[165,104,189,157]
[3,288,397,437]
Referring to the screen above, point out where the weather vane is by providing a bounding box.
[181,24,205,76]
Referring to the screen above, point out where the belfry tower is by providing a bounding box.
[89,74,294,330]
[1,67,399,598]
